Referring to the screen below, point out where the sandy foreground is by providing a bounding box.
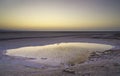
[0,32,120,76]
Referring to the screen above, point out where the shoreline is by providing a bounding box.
[0,33,120,76]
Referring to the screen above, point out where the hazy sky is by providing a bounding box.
[0,0,120,31]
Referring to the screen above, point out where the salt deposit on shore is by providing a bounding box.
[6,42,113,66]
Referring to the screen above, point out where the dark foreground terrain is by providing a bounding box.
[0,31,120,76]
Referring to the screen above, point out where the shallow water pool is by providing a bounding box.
[6,42,114,66]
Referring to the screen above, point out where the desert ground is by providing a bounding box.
[0,31,120,76]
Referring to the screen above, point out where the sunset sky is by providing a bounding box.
[0,0,120,31]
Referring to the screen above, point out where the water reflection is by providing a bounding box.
[6,42,113,66]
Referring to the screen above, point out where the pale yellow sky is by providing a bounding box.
[0,0,120,31]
